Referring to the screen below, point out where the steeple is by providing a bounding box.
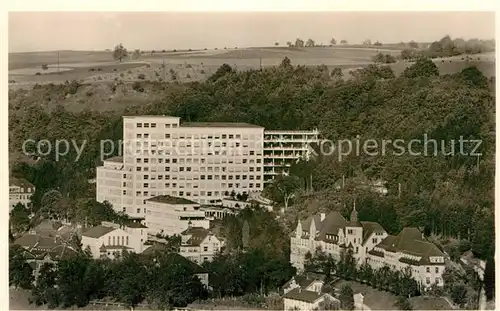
[350,199,358,222]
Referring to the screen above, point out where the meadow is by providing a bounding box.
[8,47,495,89]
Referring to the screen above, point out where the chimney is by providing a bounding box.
[320,213,326,222]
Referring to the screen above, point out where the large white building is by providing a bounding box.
[290,207,446,290]
[96,115,318,218]
[263,129,320,182]
[9,178,35,212]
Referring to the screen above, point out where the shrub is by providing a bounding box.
[114,77,119,81]
[132,81,144,92]
[186,74,191,79]
[188,48,192,51]
[186,64,192,68]
[158,78,163,82]
[204,48,207,50]
[120,73,125,77]
[173,49,177,52]
[113,68,117,71]
[97,68,103,71]
[200,70,206,74]
[137,73,146,80]
[89,68,95,72]
[162,49,166,53]
[41,64,49,70]
[146,64,151,68]
[155,71,160,77]
[35,72,41,75]
[86,91,93,97]
[97,76,102,80]
[127,70,132,74]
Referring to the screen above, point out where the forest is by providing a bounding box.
[9,56,495,301]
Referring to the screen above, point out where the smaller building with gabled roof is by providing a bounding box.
[81,221,149,259]
[178,225,224,264]
[282,272,339,311]
[9,177,35,211]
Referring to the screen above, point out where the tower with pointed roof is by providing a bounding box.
[344,200,363,257]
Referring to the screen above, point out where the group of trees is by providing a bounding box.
[285,38,348,47]
[305,247,419,307]
[372,52,396,64]
[400,36,495,61]
[10,246,208,310]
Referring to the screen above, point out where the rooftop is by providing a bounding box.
[180,227,211,246]
[82,225,116,238]
[284,288,331,303]
[123,115,179,119]
[10,177,35,189]
[377,227,445,265]
[103,156,123,163]
[181,122,263,128]
[146,195,199,205]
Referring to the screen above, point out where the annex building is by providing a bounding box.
[290,207,446,289]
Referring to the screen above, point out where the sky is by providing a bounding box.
[8,11,496,52]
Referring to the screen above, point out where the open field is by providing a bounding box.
[8,47,495,89]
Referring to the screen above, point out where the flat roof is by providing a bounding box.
[123,115,179,119]
[181,122,263,128]
[103,156,123,163]
[146,195,199,205]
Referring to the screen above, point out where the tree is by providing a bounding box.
[9,245,34,289]
[408,41,419,48]
[363,39,372,45]
[340,39,348,45]
[402,57,439,78]
[373,41,383,46]
[450,283,468,306]
[330,67,343,79]
[394,296,413,310]
[40,189,63,219]
[306,39,316,47]
[286,41,293,47]
[41,64,49,70]
[274,42,279,46]
[242,220,250,250]
[295,38,304,48]
[10,203,31,235]
[208,63,235,82]
[339,284,354,310]
[279,57,292,70]
[132,49,141,60]
[330,38,337,45]
[112,43,128,62]
[266,175,300,210]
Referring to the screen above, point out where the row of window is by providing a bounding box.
[136,158,262,164]
[139,174,262,181]
[137,166,262,173]
[137,122,175,128]
[137,133,258,142]
[107,235,129,246]
[130,183,262,196]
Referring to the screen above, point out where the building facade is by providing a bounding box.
[282,273,339,311]
[9,178,35,211]
[81,223,147,259]
[263,129,320,182]
[144,195,210,235]
[96,115,318,218]
[290,208,446,289]
[178,226,224,263]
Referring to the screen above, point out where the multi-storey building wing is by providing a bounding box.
[366,227,446,287]
[97,115,319,219]
[263,129,319,182]
[290,207,446,289]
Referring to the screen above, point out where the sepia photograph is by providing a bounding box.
[7,9,496,311]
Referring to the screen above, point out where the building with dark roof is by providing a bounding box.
[290,206,446,290]
[282,272,339,311]
[178,226,224,264]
